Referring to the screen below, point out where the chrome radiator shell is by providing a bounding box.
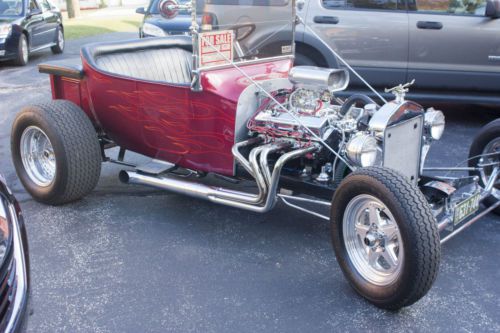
[369,100,424,136]
[382,116,424,183]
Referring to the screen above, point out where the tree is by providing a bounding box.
[66,0,81,19]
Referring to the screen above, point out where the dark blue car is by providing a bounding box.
[0,0,64,66]
[136,0,190,38]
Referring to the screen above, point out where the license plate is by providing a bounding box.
[453,193,480,225]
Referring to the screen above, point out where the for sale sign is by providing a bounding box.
[198,30,234,68]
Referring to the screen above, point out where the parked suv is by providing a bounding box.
[136,0,500,105]
[297,0,500,104]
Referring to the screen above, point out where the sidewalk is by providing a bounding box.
[63,5,145,39]
[62,4,146,19]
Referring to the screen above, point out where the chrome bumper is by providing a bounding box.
[276,166,499,246]
[434,167,499,244]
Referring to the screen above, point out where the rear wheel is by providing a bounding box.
[51,27,65,54]
[13,34,28,66]
[11,100,102,205]
[331,167,440,310]
[468,119,500,215]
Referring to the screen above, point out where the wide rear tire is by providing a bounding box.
[331,167,440,310]
[11,100,102,205]
[468,119,500,215]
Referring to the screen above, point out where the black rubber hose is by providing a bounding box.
[339,94,378,116]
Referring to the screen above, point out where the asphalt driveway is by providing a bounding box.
[0,33,499,333]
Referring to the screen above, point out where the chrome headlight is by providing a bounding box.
[425,108,445,140]
[142,23,167,37]
[0,24,12,39]
[346,134,379,167]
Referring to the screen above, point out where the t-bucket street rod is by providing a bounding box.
[10,0,500,310]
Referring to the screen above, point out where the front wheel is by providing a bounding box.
[468,119,500,215]
[331,167,440,310]
[11,100,102,205]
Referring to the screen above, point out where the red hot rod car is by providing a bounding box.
[10,0,500,310]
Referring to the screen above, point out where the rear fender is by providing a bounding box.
[38,60,95,124]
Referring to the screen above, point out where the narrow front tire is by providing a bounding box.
[331,167,440,310]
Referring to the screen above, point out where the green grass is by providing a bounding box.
[64,16,141,40]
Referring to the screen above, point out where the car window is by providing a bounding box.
[408,0,488,15]
[0,0,23,16]
[40,0,51,11]
[322,0,399,10]
[29,0,39,10]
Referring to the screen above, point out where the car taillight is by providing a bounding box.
[202,14,212,25]
[201,13,217,31]
[159,0,179,19]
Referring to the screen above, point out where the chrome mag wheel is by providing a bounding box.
[332,167,439,309]
[343,194,403,286]
[20,126,56,187]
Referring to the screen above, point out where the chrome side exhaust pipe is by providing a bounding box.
[119,141,318,213]
[210,144,319,213]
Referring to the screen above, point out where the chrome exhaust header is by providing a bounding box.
[120,140,319,213]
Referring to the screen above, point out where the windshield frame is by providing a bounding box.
[190,0,296,90]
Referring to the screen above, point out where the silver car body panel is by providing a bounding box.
[304,0,408,87]
[302,0,500,100]
[408,13,500,92]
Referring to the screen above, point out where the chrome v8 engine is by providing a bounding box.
[246,66,446,179]
[249,66,359,141]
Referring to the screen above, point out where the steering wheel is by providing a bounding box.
[232,23,256,42]
[230,23,258,60]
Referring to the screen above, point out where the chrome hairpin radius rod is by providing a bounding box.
[279,196,330,221]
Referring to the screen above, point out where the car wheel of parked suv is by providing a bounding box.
[294,52,318,67]
[14,34,29,66]
[468,119,500,215]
